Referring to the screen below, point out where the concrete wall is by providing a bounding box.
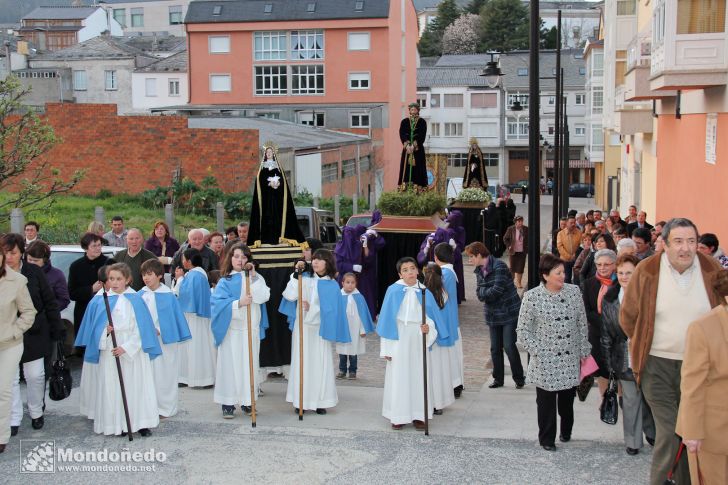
[110,0,189,36]
[132,71,188,111]
[80,8,123,42]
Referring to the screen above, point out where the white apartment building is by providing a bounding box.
[132,49,187,111]
[104,0,190,37]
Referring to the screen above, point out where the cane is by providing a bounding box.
[297,264,304,421]
[244,265,257,428]
[421,286,429,436]
[98,267,134,442]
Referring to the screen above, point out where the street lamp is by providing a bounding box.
[480,52,503,88]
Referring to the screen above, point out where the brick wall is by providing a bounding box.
[34,104,260,195]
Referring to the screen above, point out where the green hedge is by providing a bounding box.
[377,189,446,217]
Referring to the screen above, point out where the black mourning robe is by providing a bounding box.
[398,116,428,189]
[248,158,305,245]
[463,146,489,189]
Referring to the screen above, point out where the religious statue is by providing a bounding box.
[398,102,428,190]
[247,144,305,245]
[463,138,489,190]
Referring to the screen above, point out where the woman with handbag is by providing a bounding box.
[517,254,591,451]
[601,253,656,456]
[676,269,728,484]
[0,245,37,454]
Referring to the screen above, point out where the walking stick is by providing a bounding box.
[98,268,134,442]
[244,265,256,428]
[297,265,304,421]
[421,286,429,436]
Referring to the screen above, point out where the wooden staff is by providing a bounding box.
[244,265,256,428]
[297,264,304,421]
[98,267,134,442]
[421,286,429,436]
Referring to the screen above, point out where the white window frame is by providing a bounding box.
[104,70,117,91]
[506,117,529,140]
[575,125,586,136]
[470,122,498,138]
[169,5,183,25]
[254,31,287,60]
[209,35,231,54]
[348,71,371,90]
[470,92,497,109]
[254,65,287,95]
[507,93,529,109]
[443,93,464,108]
[298,111,325,127]
[575,93,586,105]
[430,122,440,137]
[168,78,180,96]
[290,30,324,60]
[416,93,428,108]
[444,122,463,137]
[113,8,126,28]
[347,32,370,51]
[145,78,157,97]
[592,87,604,114]
[483,152,499,167]
[72,70,87,91]
[209,74,231,92]
[130,7,144,27]
[291,64,324,95]
[350,112,370,128]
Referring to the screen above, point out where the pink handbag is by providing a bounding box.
[580,355,599,381]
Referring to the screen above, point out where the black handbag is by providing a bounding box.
[576,375,594,402]
[48,341,72,401]
[599,372,619,425]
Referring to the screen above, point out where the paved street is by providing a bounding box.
[0,196,650,484]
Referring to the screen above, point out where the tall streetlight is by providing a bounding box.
[527,0,541,290]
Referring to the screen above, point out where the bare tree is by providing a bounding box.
[442,14,481,55]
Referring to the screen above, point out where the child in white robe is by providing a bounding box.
[211,244,270,418]
[75,263,161,437]
[377,257,448,430]
[434,242,465,398]
[139,259,191,418]
[423,263,455,415]
[336,273,374,380]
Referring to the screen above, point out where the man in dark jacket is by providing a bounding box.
[465,241,525,389]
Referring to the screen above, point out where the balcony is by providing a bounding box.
[624,31,678,100]
[650,0,728,90]
[614,85,654,135]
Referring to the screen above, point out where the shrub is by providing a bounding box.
[377,189,446,217]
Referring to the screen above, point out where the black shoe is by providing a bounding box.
[222,406,235,419]
[178,383,188,388]
[433,408,443,415]
[542,445,557,451]
[294,408,304,415]
[10,426,18,437]
[488,381,503,389]
[454,385,463,399]
[31,416,44,430]
[559,435,570,443]
[120,431,127,437]
[619,396,624,409]
[0,443,5,453]
[315,408,327,415]
[515,382,525,389]
[242,406,252,416]
[139,428,152,437]
[626,447,639,455]
[646,436,655,447]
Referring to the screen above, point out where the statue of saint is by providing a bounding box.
[398,102,428,190]
[463,138,488,190]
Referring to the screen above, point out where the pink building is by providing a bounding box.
[184,0,419,194]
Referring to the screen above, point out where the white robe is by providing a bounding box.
[214,271,270,406]
[88,290,159,435]
[450,328,465,388]
[335,290,367,356]
[283,273,338,410]
[431,293,455,410]
[175,268,217,387]
[141,285,180,417]
[381,282,438,425]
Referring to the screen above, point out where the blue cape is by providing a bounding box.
[279,277,351,343]
[74,292,162,364]
[343,292,375,334]
[139,289,191,345]
[375,282,449,342]
[178,270,211,318]
[439,267,460,346]
[210,273,270,347]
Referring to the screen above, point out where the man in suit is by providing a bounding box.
[627,211,654,237]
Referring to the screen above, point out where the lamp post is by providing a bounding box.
[527,0,541,290]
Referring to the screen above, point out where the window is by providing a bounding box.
[355,1,364,11]
[592,52,604,76]
[255,65,287,95]
[299,112,325,127]
[169,79,180,96]
[575,93,586,105]
[145,78,157,97]
[254,31,286,60]
[579,67,586,75]
[592,127,604,147]
[213,5,222,15]
[429,94,441,108]
[257,112,280,119]
[483,153,498,167]
[169,5,183,25]
[443,94,463,108]
[291,65,324,95]
[209,36,230,54]
[416,93,427,108]
[517,68,528,76]
[548,125,555,135]
[470,92,497,108]
[322,162,338,182]
[470,122,497,138]
[264,3,273,13]
[342,159,356,177]
[506,117,529,140]
[307,2,316,13]
[72,70,87,91]
[210,74,231,92]
[575,125,586,136]
[348,72,370,90]
[444,123,463,137]
[104,70,117,90]
[677,0,726,34]
[510,150,529,159]
[291,30,324,60]
[350,112,370,128]
[617,0,636,15]
[507,93,528,109]
[446,153,468,168]
[430,123,440,137]
[348,32,370,51]
[592,87,603,114]
[359,155,370,172]
[113,8,126,27]
[547,95,556,105]
[131,7,144,27]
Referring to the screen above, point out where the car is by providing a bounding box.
[50,244,125,354]
[569,183,595,198]
[295,207,342,249]
[504,179,529,193]
[346,213,372,228]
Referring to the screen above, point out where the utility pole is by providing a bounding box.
[552,10,562,232]
[527,0,541,289]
